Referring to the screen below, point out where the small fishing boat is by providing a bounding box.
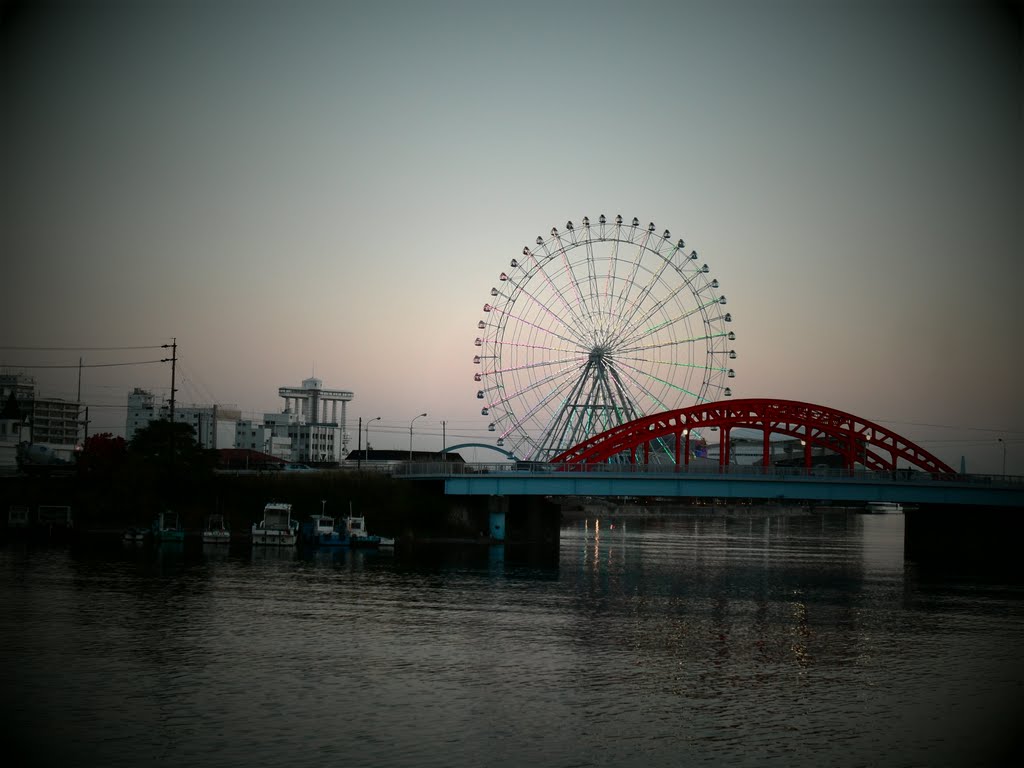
[299,514,348,547]
[252,502,298,546]
[153,510,185,543]
[202,513,231,544]
[122,526,148,544]
[7,505,30,529]
[344,514,393,548]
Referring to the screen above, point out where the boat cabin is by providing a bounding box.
[38,505,73,527]
[262,503,294,530]
[345,516,368,538]
[310,514,335,535]
[7,505,30,528]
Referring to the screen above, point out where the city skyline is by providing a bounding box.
[1,1,1020,472]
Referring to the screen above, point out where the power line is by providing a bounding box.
[3,360,166,369]
[872,417,1024,436]
[0,345,165,351]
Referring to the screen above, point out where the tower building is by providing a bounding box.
[277,377,353,457]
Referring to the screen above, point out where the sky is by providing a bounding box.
[1,0,1021,472]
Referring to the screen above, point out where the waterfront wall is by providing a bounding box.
[0,472,563,543]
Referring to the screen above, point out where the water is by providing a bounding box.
[2,513,1021,767]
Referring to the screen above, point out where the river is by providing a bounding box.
[1,512,1021,767]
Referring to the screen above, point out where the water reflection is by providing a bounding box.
[200,542,232,561]
[250,545,297,564]
[3,513,1021,768]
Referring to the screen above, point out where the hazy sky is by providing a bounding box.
[1,0,1020,471]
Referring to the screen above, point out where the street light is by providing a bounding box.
[365,416,381,460]
[998,437,1006,476]
[409,412,427,462]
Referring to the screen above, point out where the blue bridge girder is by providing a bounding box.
[397,463,1024,508]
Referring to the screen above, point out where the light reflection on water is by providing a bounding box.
[1,513,1022,767]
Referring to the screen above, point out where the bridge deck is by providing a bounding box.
[398,463,1024,508]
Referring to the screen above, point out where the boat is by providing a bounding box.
[122,526,148,543]
[344,514,394,548]
[252,502,298,546]
[299,514,348,547]
[867,501,903,514]
[153,510,185,542]
[202,513,231,544]
[7,505,30,529]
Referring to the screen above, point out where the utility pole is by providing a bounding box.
[160,338,178,422]
[356,416,362,470]
[161,338,178,492]
[76,357,84,445]
[169,338,177,423]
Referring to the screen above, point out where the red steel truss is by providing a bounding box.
[549,398,957,474]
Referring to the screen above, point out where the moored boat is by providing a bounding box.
[344,514,393,548]
[153,510,185,542]
[252,502,298,546]
[122,526,148,543]
[299,514,348,547]
[7,505,30,529]
[202,513,231,544]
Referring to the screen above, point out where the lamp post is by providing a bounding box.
[998,437,1006,476]
[409,412,427,462]
[365,416,381,460]
[441,420,447,465]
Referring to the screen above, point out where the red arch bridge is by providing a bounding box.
[404,399,1023,508]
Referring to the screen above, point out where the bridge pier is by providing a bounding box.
[454,495,560,545]
[905,505,1024,574]
[488,496,506,541]
[476,495,560,545]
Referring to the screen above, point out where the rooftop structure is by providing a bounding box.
[278,377,353,457]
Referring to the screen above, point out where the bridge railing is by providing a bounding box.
[393,461,1023,487]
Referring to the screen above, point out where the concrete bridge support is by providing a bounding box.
[488,496,507,541]
[452,495,560,545]
[474,495,561,545]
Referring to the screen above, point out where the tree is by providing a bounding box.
[77,433,128,477]
[128,420,216,494]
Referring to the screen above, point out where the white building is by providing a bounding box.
[2,372,81,446]
[272,377,353,463]
[125,388,239,449]
[0,393,28,473]
[235,418,292,460]
[124,376,354,464]
[125,388,159,441]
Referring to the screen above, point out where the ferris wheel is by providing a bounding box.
[474,215,736,462]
